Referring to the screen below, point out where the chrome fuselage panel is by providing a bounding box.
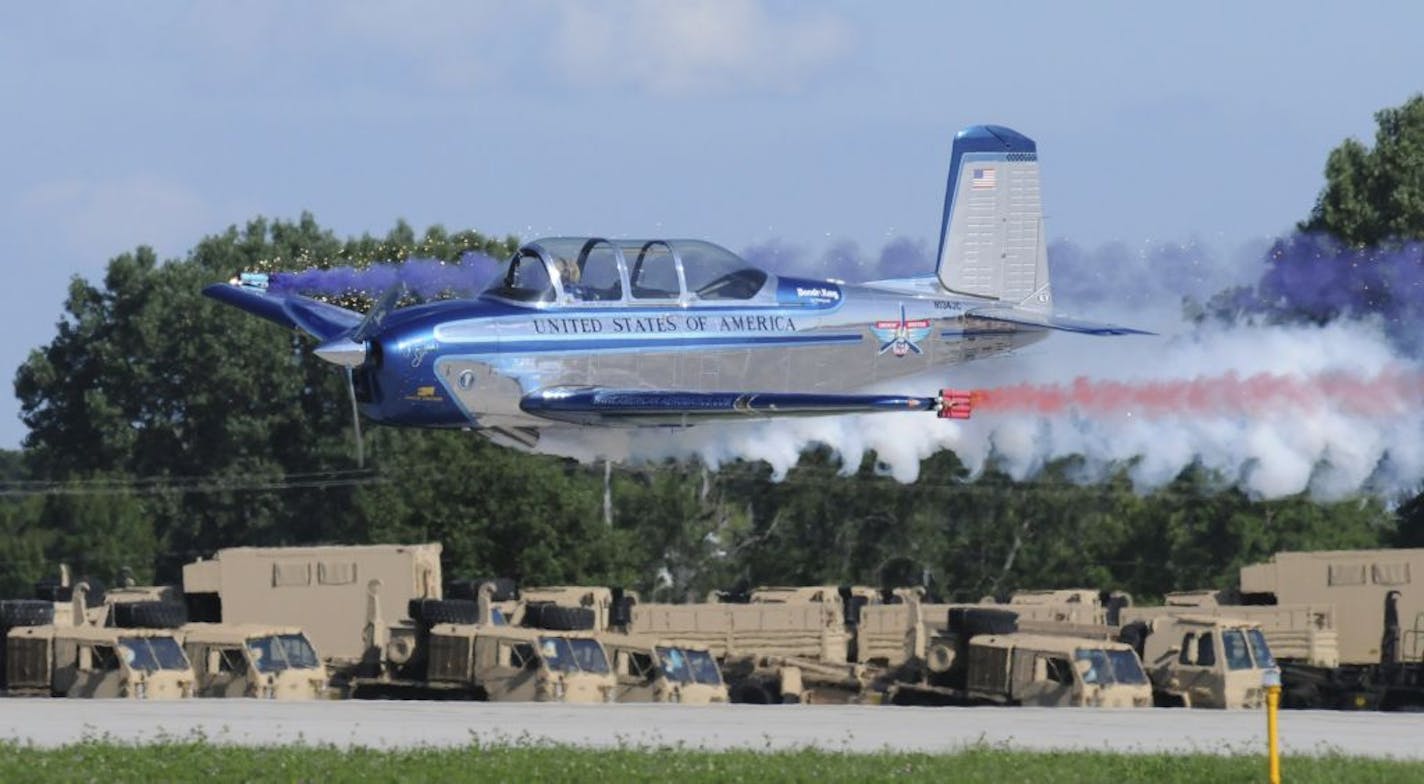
[360,278,1044,431]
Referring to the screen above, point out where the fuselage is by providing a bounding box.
[353,240,1045,434]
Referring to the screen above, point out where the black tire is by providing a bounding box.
[947,607,1018,637]
[0,599,54,628]
[32,580,71,603]
[731,677,780,705]
[521,601,596,631]
[1118,621,1150,658]
[110,601,187,629]
[446,578,518,603]
[609,589,636,629]
[408,598,479,626]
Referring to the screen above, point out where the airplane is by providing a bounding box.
[205,125,1147,456]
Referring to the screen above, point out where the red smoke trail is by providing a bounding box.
[973,369,1424,419]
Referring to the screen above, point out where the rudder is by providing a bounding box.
[935,125,1051,313]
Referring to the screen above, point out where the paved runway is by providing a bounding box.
[1,699,1421,757]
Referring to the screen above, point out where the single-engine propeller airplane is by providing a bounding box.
[206,125,1147,455]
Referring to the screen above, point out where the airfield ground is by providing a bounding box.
[2,699,1422,758]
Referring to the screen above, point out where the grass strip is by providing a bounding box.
[1,740,1420,783]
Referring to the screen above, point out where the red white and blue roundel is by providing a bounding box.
[871,305,933,357]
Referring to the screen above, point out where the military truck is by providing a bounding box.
[1123,614,1277,709]
[891,608,1152,708]
[1232,548,1424,710]
[181,623,328,699]
[4,624,195,699]
[595,635,727,703]
[424,623,618,702]
[182,543,443,679]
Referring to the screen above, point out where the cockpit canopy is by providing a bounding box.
[484,238,770,305]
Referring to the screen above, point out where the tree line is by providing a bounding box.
[4,96,1424,602]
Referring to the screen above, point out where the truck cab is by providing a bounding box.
[182,623,328,699]
[4,625,195,699]
[425,624,617,703]
[964,633,1153,708]
[603,636,727,704]
[1136,614,1277,708]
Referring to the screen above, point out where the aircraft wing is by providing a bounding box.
[965,307,1154,336]
[203,281,362,341]
[520,386,974,425]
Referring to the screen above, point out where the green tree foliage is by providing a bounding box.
[1301,94,1424,245]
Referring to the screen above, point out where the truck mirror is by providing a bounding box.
[1074,659,1092,676]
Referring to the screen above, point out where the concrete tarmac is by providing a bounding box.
[1,699,1422,757]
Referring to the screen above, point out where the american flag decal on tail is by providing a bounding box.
[971,168,996,189]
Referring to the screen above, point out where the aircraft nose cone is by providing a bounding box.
[313,337,369,368]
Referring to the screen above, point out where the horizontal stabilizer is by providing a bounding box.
[967,307,1153,336]
[522,387,941,426]
[203,283,362,341]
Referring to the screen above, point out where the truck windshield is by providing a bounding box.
[685,649,722,686]
[656,646,692,684]
[540,637,610,674]
[119,637,189,672]
[247,633,321,673]
[1105,649,1148,685]
[1074,649,1115,685]
[1247,629,1276,670]
[1222,630,1254,671]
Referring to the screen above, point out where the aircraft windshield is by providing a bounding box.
[486,238,767,304]
[484,249,556,303]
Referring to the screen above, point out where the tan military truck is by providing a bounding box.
[424,623,617,702]
[182,543,443,679]
[181,623,328,699]
[1233,548,1424,710]
[4,624,195,699]
[1120,592,1338,668]
[1124,614,1277,709]
[892,607,1152,708]
[603,635,728,704]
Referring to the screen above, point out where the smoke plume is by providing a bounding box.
[543,234,1424,501]
[269,252,501,299]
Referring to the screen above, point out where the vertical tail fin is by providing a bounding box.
[935,125,1052,314]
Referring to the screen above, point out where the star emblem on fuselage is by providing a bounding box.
[871,304,933,357]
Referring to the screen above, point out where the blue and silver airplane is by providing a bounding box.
[205,125,1145,455]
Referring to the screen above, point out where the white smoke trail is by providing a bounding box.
[535,239,1424,501]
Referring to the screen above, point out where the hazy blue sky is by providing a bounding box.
[2,1,1422,448]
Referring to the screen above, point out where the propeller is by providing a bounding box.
[313,283,406,468]
[345,366,365,468]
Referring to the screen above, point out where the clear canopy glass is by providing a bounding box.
[483,238,768,304]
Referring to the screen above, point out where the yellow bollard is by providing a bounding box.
[1264,668,1282,784]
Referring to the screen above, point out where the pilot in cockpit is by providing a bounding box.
[555,256,584,298]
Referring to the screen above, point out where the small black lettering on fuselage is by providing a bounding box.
[610,315,679,333]
[719,315,796,332]
[533,317,604,335]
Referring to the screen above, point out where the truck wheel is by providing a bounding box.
[732,677,781,705]
[0,599,54,628]
[111,601,187,629]
[522,602,595,631]
[409,598,479,626]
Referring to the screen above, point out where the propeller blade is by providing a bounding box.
[345,366,365,468]
[351,283,405,342]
